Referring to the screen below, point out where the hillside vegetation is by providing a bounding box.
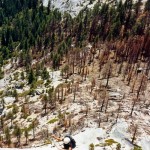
[0,0,150,149]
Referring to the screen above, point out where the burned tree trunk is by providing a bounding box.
[105,64,111,88]
[137,74,146,98]
[130,98,137,116]
[132,125,138,144]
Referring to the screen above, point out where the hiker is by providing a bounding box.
[52,134,76,150]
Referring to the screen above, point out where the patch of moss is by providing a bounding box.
[116,143,121,150]
[47,118,58,124]
[0,90,3,96]
[134,146,142,150]
[27,125,33,131]
[27,117,33,122]
[35,80,44,87]
[7,105,13,109]
[58,111,64,119]
[44,139,52,145]
[96,139,119,147]
[95,143,106,147]
[89,143,94,150]
[105,139,118,146]
[14,72,19,81]
[21,113,29,119]
[44,79,52,87]
[3,60,9,65]
[66,112,70,115]
[19,90,30,97]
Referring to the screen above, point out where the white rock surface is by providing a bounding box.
[3,97,15,105]
[43,0,148,17]
[49,70,63,88]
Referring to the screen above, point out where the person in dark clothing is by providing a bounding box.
[52,134,76,150]
[63,135,76,149]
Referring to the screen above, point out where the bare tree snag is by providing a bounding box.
[137,74,147,98]
[105,97,109,113]
[101,99,105,112]
[131,75,137,93]
[106,64,111,88]
[130,98,137,116]
[132,125,138,144]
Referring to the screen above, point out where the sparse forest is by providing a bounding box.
[0,0,150,149]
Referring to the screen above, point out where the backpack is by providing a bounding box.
[64,135,76,149]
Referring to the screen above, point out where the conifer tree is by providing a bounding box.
[0,67,4,79]
[6,111,14,128]
[28,69,35,84]
[42,94,48,115]
[24,127,28,145]
[13,125,22,146]
[42,68,49,80]
[4,127,11,146]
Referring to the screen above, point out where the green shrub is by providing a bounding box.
[45,79,52,87]
[44,139,52,144]
[29,88,35,96]
[14,72,19,81]
[19,82,25,88]
[48,118,58,124]
[19,90,30,97]
[116,143,121,150]
[105,139,118,146]
[0,90,3,96]
[12,104,19,114]
[89,143,94,150]
[7,104,14,109]
[66,112,70,115]
[134,146,142,150]
[0,68,4,79]
[21,113,29,119]
[36,80,44,86]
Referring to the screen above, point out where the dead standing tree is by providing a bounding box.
[100,88,108,112]
[77,49,88,75]
[131,75,138,93]
[104,91,109,113]
[126,64,136,86]
[68,48,77,74]
[136,74,147,99]
[91,78,96,93]
[29,119,39,140]
[130,98,138,117]
[98,48,110,78]
[132,125,138,144]
[101,60,113,88]
[96,88,108,127]
[116,103,122,123]
[122,62,130,81]
[73,85,76,103]
[98,51,105,75]
[106,64,112,88]
[128,124,139,145]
